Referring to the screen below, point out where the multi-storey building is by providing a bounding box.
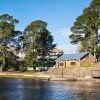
[49,48,63,60]
[8,47,63,70]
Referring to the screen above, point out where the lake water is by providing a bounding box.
[0,78,100,100]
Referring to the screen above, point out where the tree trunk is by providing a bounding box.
[95,29,98,60]
[93,29,98,60]
[94,47,96,59]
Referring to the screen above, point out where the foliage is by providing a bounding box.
[19,65,27,72]
[24,20,56,69]
[69,0,100,60]
[0,14,56,71]
[0,14,21,71]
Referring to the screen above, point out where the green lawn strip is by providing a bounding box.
[0,75,49,80]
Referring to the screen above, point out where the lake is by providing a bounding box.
[0,78,100,100]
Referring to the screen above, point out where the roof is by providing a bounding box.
[51,48,63,53]
[56,52,89,61]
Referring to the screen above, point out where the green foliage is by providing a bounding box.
[69,0,100,60]
[24,20,56,69]
[25,20,47,31]
[0,14,21,71]
[19,65,27,72]
[0,14,56,71]
[25,51,37,68]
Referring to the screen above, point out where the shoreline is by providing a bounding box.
[0,75,49,80]
[0,72,100,82]
[0,72,50,80]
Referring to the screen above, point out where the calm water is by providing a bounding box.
[0,78,100,100]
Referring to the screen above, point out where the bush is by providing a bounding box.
[19,65,27,72]
[8,68,15,72]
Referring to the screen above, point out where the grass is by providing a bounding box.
[0,75,49,80]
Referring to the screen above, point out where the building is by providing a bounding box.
[8,47,26,61]
[48,48,63,68]
[8,47,63,70]
[56,52,96,68]
[36,48,63,70]
[48,48,63,64]
[9,48,63,62]
[49,48,63,60]
[44,48,63,68]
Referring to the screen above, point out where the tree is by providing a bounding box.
[69,0,100,60]
[24,20,56,70]
[0,14,20,71]
[36,28,56,69]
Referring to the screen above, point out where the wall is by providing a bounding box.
[56,54,96,68]
[56,59,80,68]
[80,54,96,67]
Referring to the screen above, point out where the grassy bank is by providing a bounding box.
[0,75,100,83]
[0,75,49,80]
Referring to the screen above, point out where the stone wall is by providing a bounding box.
[80,54,96,67]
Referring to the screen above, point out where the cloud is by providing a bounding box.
[53,28,72,39]
[53,28,72,46]
[57,44,79,54]
[52,28,79,54]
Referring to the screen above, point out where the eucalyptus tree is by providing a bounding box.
[24,20,56,70]
[69,0,100,60]
[0,14,20,71]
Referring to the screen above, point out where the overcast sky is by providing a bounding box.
[0,0,91,54]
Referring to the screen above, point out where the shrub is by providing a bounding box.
[19,65,27,72]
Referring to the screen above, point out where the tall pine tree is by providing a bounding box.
[0,14,21,71]
[69,0,100,60]
[24,20,56,70]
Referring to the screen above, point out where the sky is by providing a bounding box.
[0,0,92,54]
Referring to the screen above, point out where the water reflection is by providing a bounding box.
[0,78,100,100]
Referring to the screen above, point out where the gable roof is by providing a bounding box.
[56,52,89,61]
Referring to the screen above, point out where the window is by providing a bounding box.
[71,62,75,66]
[59,63,64,66]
